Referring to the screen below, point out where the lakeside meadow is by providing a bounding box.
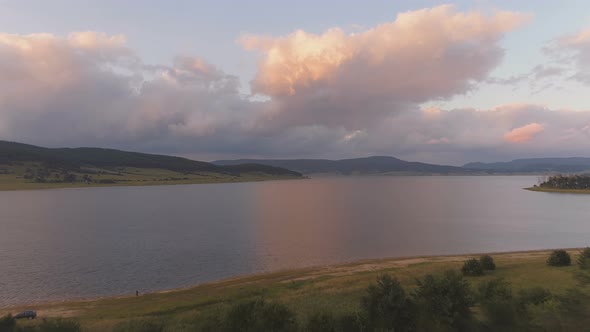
[2,249,590,331]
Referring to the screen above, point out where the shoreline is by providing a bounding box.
[525,186,590,194]
[1,247,583,311]
[0,175,304,192]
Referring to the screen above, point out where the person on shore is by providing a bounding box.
[136,290,139,297]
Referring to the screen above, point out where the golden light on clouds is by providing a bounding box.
[504,123,545,143]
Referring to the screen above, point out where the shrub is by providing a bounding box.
[477,279,518,328]
[113,318,166,332]
[413,270,474,331]
[547,250,571,267]
[336,313,367,332]
[480,255,496,270]
[223,299,297,332]
[36,318,82,332]
[360,274,415,331]
[518,287,552,308]
[462,258,484,276]
[0,314,15,332]
[305,312,337,332]
[577,247,590,269]
[478,278,512,302]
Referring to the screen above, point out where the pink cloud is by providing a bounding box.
[241,5,530,102]
[503,123,545,143]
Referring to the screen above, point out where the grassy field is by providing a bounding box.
[0,163,301,191]
[525,186,590,194]
[2,249,588,331]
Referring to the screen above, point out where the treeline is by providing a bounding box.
[538,174,590,190]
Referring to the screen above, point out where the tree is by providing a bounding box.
[0,314,15,332]
[305,312,337,332]
[223,299,297,332]
[412,270,474,331]
[577,248,590,269]
[361,274,415,331]
[461,258,484,276]
[547,250,571,267]
[480,255,496,270]
[477,279,519,328]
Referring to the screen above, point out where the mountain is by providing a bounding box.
[0,140,302,181]
[213,156,473,175]
[463,158,590,173]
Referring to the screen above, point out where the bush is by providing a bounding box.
[113,318,166,332]
[480,255,496,270]
[577,247,590,269]
[223,299,297,332]
[547,250,571,267]
[413,270,474,331]
[336,313,367,332]
[360,274,414,331]
[15,318,82,332]
[478,278,512,302]
[518,287,552,308]
[305,312,337,332]
[477,279,519,328]
[0,314,16,332]
[462,258,484,276]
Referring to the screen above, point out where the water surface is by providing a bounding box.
[1,176,589,306]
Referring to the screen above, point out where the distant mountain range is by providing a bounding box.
[3,139,589,178]
[213,156,475,175]
[463,158,590,173]
[215,156,590,175]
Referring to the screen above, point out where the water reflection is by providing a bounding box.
[1,176,590,306]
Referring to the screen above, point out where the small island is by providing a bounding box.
[526,174,590,194]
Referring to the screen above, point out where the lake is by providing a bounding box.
[1,176,589,306]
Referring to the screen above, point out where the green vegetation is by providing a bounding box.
[461,258,484,276]
[361,275,413,331]
[527,174,590,194]
[0,317,81,332]
[578,248,590,269]
[479,255,496,271]
[0,140,302,191]
[547,250,572,267]
[2,249,590,331]
[0,314,16,331]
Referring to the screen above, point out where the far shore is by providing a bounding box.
[0,175,303,192]
[1,247,586,331]
[525,186,590,194]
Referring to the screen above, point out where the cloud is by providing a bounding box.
[239,5,530,129]
[3,8,590,165]
[545,28,590,84]
[0,32,252,151]
[503,123,545,143]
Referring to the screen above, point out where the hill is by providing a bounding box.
[464,157,590,173]
[214,156,474,175]
[0,140,302,190]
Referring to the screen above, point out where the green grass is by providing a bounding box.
[525,186,590,194]
[1,249,587,331]
[0,163,301,191]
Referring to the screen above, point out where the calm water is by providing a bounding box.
[1,176,589,306]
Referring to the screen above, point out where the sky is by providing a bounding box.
[1,1,590,165]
